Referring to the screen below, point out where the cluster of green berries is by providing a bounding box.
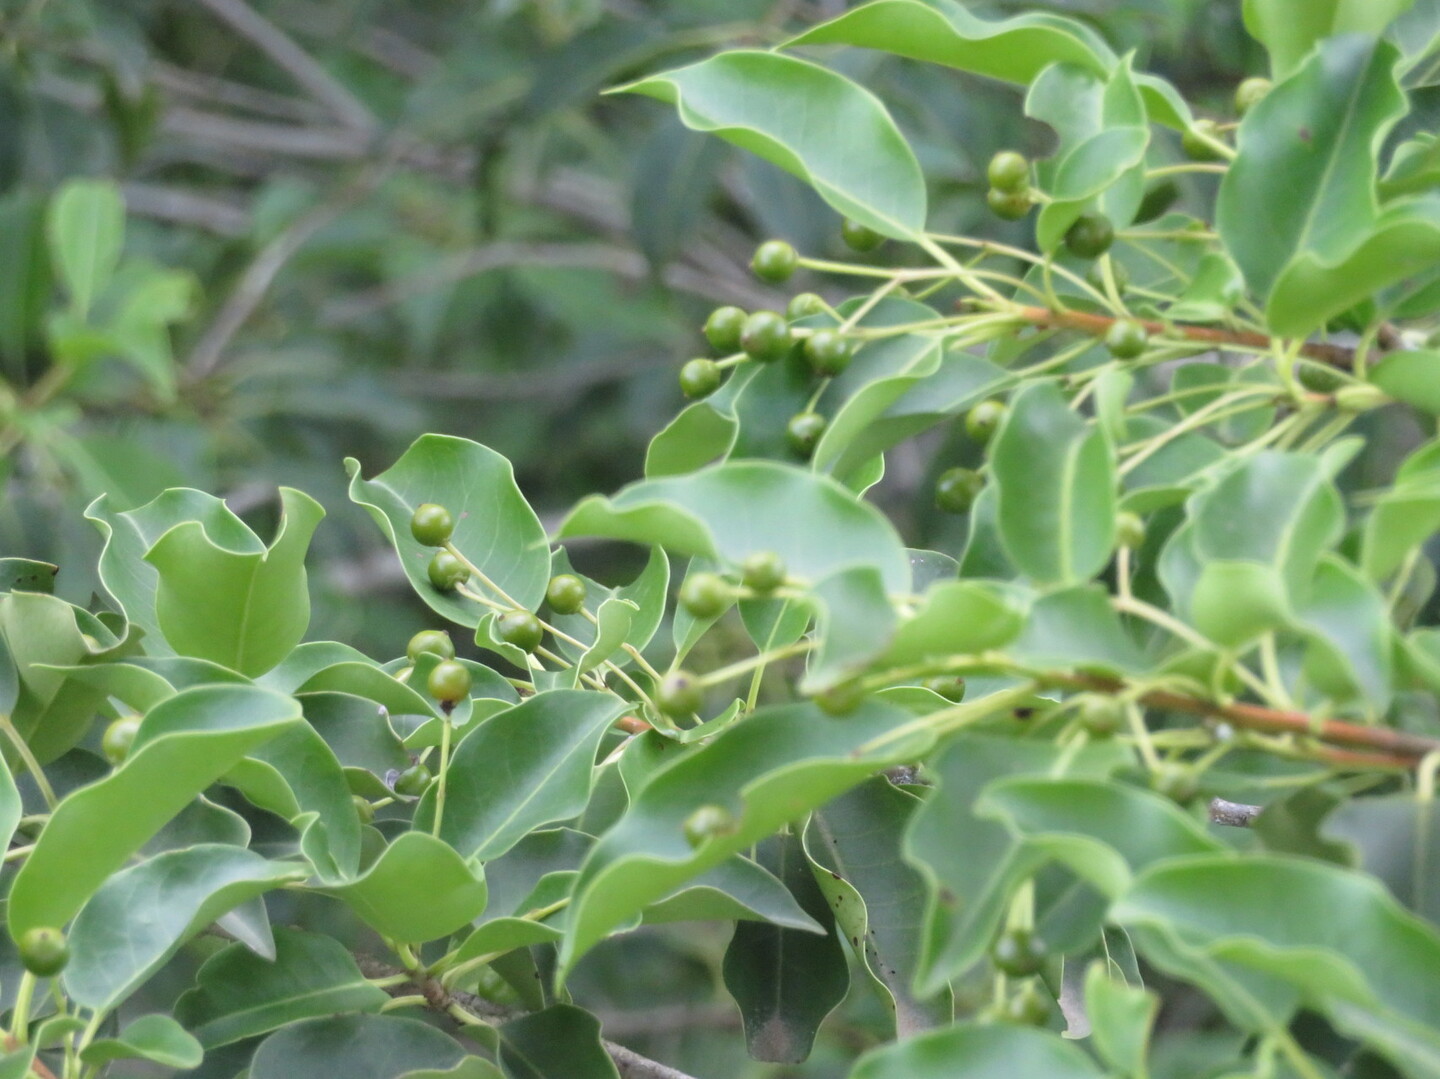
[985,150,1034,220]
[927,397,1010,515]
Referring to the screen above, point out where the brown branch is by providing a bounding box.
[1208,797,1262,827]
[1009,305,1360,369]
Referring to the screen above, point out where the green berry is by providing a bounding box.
[1235,76,1272,115]
[751,239,799,283]
[1105,319,1148,360]
[1296,362,1345,394]
[804,330,854,376]
[787,292,828,320]
[353,795,375,824]
[682,804,735,847]
[841,218,885,252]
[814,682,865,716]
[987,150,1030,193]
[965,399,1006,444]
[786,411,827,458]
[991,928,1047,977]
[1151,764,1199,805]
[1004,982,1053,1027]
[410,503,454,547]
[545,573,587,615]
[427,550,470,591]
[679,571,733,620]
[935,467,983,514]
[679,358,723,399]
[406,629,455,663]
[427,659,472,703]
[1115,511,1146,550]
[497,610,544,653]
[656,670,703,718]
[1064,213,1114,259]
[101,715,141,766]
[1182,118,1226,162]
[740,310,792,363]
[740,551,787,593]
[394,762,434,798]
[1134,179,1181,224]
[704,306,747,352]
[1077,696,1124,738]
[987,187,1032,221]
[922,676,966,703]
[18,927,68,978]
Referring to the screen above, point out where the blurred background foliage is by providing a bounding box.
[0,2,1284,1075]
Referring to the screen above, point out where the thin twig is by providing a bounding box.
[1209,797,1262,827]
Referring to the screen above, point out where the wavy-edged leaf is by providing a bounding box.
[249,1015,468,1079]
[0,558,56,593]
[1242,0,1416,78]
[80,1015,202,1070]
[319,831,487,943]
[644,853,821,932]
[850,1022,1108,1078]
[614,50,925,238]
[1373,348,1440,415]
[498,1004,619,1079]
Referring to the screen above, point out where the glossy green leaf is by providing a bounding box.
[876,579,1027,673]
[616,51,924,238]
[560,698,933,979]
[46,178,124,318]
[805,566,895,692]
[991,381,1117,585]
[346,435,550,625]
[144,487,323,675]
[0,754,19,857]
[1242,0,1417,78]
[1372,348,1440,415]
[9,683,299,940]
[559,460,911,592]
[644,853,821,932]
[414,690,627,862]
[79,1014,202,1069]
[644,366,756,478]
[0,558,56,593]
[175,927,389,1048]
[806,778,950,1035]
[1322,794,1440,925]
[1010,585,1146,675]
[318,831,487,943]
[249,1015,467,1079]
[1295,555,1393,710]
[723,831,848,1064]
[1083,963,1159,1078]
[498,1004,619,1079]
[406,1062,504,1079]
[65,844,303,1010]
[850,1022,1108,1078]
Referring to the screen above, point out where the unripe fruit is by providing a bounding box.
[1134,178,1181,224]
[427,550,470,591]
[679,572,733,620]
[740,551,787,593]
[1077,696,1124,738]
[545,574,587,615]
[1235,76,1272,115]
[1335,384,1389,412]
[682,803,735,847]
[406,629,455,663]
[656,670,703,718]
[1064,213,1114,259]
[751,239,799,283]
[840,218,885,252]
[410,503,454,547]
[922,676,966,703]
[394,762,434,797]
[804,330,854,376]
[679,358,723,399]
[1182,118,1225,161]
[786,411,827,458]
[1115,511,1146,550]
[787,292,828,320]
[353,795,375,823]
[1151,764,1199,805]
[991,927,1047,977]
[18,927,68,977]
[987,150,1029,193]
[815,682,865,716]
[934,467,983,514]
[1004,982,1053,1027]
[497,611,544,653]
[965,399,1006,444]
[987,187,1032,221]
[1296,363,1344,394]
[101,715,141,766]
[1105,319,1148,360]
[704,306,746,352]
[427,659,472,703]
[740,310,792,363]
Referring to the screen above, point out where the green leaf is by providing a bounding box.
[346,435,550,626]
[991,381,1117,585]
[415,690,628,862]
[498,1004,619,1079]
[559,460,910,592]
[806,778,951,1035]
[643,853,822,932]
[249,1015,468,1079]
[1218,37,1437,336]
[1372,348,1440,415]
[79,1015,202,1070]
[1084,962,1158,1077]
[560,698,933,979]
[46,179,124,318]
[548,547,668,664]
[318,831,488,943]
[0,558,56,593]
[849,1022,1108,1078]
[65,844,303,1010]
[1010,585,1147,675]
[175,927,390,1048]
[1322,794,1440,925]
[805,566,896,692]
[723,832,849,1064]
[1242,0,1417,78]
[8,683,300,940]
[144,487,323,676]
[1294,556,1394,710]
[614,51,925,239]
